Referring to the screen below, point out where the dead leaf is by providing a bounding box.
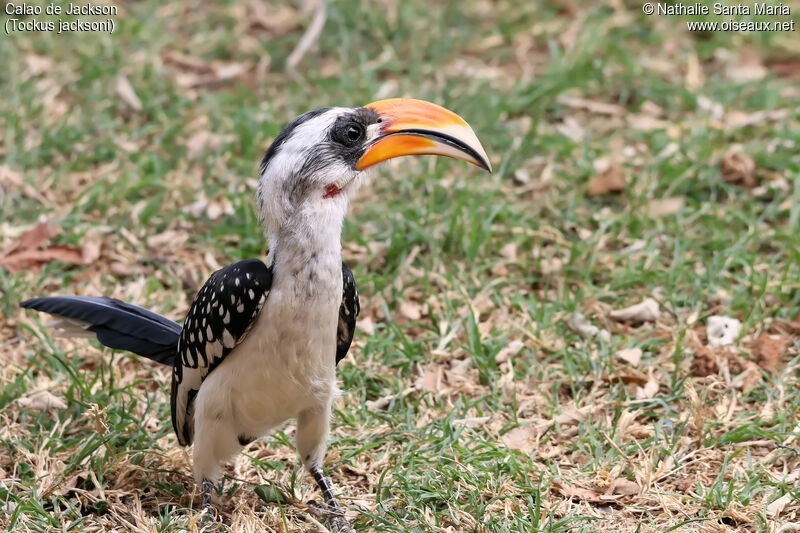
[0,246,85,272]
[556,95,625,116]
[502,426,536,454]
[725,109,789,131]
[553,478,639,503]
[356,316,375,335]
[185,131,236,159]
[767,492,793,518]
[495,340,525,364]
[565,312,611,343]
[554,482,607,503]
[767,57,800,79]
[616,348,642,367]
[636,379,659,399]
[753,333,786,374]
[649,197,683,217]
[690,342,718,377]
[675,477,695,493]
[627,114,670,131]
[0,165,23,193]
[553,405,597,426]
[115,75,142,112]
[609,478,640,497]
[726,46,767,83]
[608,298,660,323]
[7,221,60,254]
[398,301,422,321]
[499,242,517,260]
[556,116,584,142]
[81,232,102,264]
[24,53,54,77]
[18,391,67,411]
[416,366,443,393]
[721,152,756,188]
[588,165,625,196]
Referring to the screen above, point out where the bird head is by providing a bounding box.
[256,98,491,236]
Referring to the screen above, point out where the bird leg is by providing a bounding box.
[200,479,216,527]
[309,466,350,532]
[297,406,350,531]
[310,465,339,509]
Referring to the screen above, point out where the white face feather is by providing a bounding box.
[256,108,373,238]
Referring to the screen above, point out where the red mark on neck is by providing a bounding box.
[323,184,342,199]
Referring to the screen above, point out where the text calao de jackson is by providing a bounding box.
[6,2,117,15]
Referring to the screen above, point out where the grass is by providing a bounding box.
[1,0,799,531]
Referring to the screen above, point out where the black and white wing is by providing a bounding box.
[336,263,360,365]
[171,259,273,446]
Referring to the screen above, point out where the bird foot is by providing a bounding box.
[308,500,351,533]
[199,480,218,530]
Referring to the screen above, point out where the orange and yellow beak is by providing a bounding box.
[355,98,492,173]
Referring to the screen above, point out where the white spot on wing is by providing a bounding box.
[206,341,222,361]
[222,329,235,348]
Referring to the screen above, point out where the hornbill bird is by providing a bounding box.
[20,98,491,529]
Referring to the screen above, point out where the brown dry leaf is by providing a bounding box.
[554,404,598,426]
[554,482,607,503]
[495,340,525,364]
[649,196,683,216]
[588,165,625,196]
[636,379,659,399]
[185,131,236,159]
[767,492,793,518]
[499,242,517,260]
[0,165,24,193]
[767,57,800,79]
[18,391,67,411]
[355,315,375,335]
[502,426,536,454]
[690,344,718,377]
[675,477,695,493]
[616,348,642,367]
[0,246,85,272]
[554,478,639,503]
[753,333,787,374]
[610,478,641,497]
[25,53,54,77]
[417,366,443,393]
[565,312,611,343]
[556,95,625,116]
[7,221,60,254]
[608,298,660,323]
[398,301,422,321]
[721,152,757,188]
[726,46,768,83]
[115,75,142,112]
[81,231,102,264]
[627,114,670,131]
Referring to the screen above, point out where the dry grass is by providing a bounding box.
[2,0,800,531]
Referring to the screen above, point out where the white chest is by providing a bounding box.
[197,261,342,436]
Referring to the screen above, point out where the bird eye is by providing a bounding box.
[346,125,362,142]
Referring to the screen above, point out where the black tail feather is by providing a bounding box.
[21,296,181,366]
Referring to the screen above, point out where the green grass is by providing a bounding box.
[2,1,799,531]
